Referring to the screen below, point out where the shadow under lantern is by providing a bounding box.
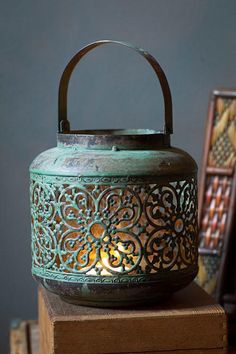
[30,40,198,307]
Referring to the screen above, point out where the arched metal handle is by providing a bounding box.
[58,39,173,134]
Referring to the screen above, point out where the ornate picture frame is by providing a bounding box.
[197,89,236,303]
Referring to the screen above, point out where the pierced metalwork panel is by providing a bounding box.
[30,174,198,283]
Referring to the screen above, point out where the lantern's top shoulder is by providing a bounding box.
[30,143,197,178]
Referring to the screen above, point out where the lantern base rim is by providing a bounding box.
[34,265,198,308]
[59,293,171,308]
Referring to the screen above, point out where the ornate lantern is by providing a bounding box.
[30,40,198,307]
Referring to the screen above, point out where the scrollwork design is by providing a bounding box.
[30,174,198,281]
[144,180,198,271]
[31,224,57,268]
[31,182,56,224]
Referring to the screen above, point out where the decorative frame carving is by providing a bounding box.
[196,89,236,301]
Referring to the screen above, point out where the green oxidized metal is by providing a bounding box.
[30,40,198,307]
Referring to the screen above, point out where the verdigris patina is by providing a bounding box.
[30,40,198,307]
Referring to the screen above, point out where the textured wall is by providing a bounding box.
[1,0,236,351]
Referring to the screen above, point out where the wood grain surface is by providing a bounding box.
[38,282,227,354]
[10,320,39,354]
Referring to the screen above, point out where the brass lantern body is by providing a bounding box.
[30,40,198,307]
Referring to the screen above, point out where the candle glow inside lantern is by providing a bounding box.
[30,40,198,307]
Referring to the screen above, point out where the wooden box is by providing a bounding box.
[39,283,227,354]
[10,320,39,354]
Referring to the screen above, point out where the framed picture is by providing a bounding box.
[196,89,236,303]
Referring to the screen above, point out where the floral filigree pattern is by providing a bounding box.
[144,181,198,271]
[30,175,198,280]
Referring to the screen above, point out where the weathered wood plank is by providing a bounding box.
[10,320,39,354]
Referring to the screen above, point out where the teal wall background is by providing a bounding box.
[1,0,236,351]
